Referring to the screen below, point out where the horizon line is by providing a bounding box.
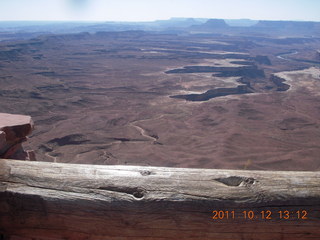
[0,17,319,23]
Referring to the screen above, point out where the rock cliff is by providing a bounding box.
[0,113,36,160]
[170,85,253,101]
[270,75,290,92]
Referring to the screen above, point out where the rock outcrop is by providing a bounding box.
[0,113,36,160]
[270,75,290,92]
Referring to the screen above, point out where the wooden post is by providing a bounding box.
[0,159,319,240]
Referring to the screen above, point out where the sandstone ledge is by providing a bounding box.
[0,113,35,160]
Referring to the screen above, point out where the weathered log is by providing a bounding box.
[0,159,319,240]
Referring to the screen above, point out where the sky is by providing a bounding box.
[0,0,320,22]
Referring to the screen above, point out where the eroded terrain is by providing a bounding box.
[0,30,319,170]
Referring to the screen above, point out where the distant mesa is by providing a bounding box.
[189,19,229,32]
[189,19,320,37]
[153,18,205,28]
[202,19,229,28]
[254,20,318,30]
[1,18,320,38]
[224,19,259,27]
[249,20,320,36]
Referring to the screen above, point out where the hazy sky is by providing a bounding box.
[0,0,319,22]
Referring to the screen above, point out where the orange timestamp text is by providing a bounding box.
[211,210,308,220]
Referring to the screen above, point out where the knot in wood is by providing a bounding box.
[133,188,145,199]
[140,170,152,176]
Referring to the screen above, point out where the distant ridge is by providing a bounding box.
[224,19,259,27]
[189,19,320,37]
[254,20,319,29]
[1,18,320,39]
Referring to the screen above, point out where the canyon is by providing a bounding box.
[0,19,319,171]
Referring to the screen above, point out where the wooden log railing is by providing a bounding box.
[0,159,319,240]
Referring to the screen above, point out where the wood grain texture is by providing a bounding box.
[0,159,319,240]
